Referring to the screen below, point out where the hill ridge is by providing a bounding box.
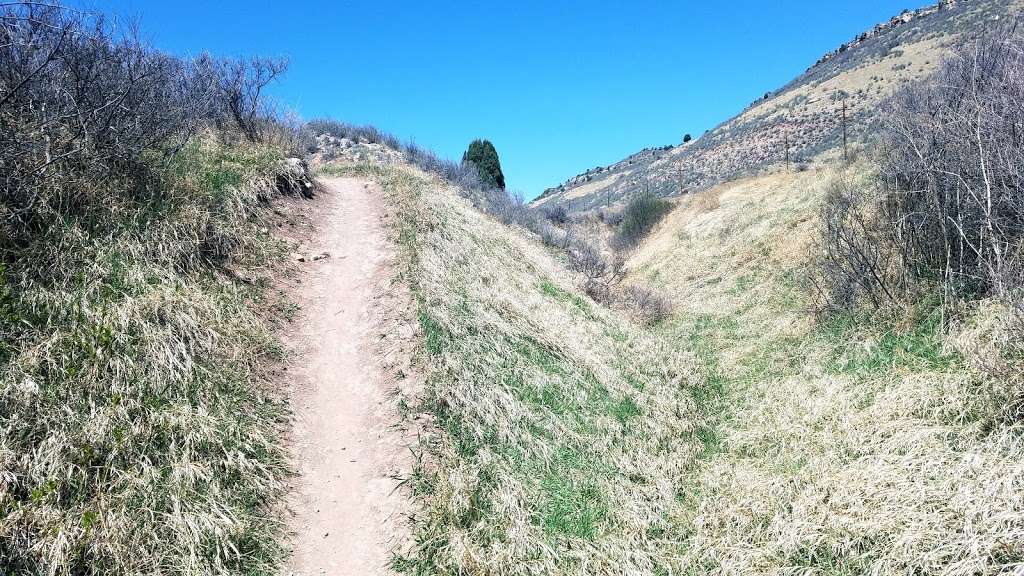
[532,0,1019,212]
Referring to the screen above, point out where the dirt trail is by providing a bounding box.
[284,177,407,575]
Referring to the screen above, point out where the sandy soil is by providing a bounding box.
[284,177,408,576]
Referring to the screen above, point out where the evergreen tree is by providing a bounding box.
[463,139,506,189]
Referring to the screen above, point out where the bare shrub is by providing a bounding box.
[881,27,1024,301]
[0,3,294,245]
[567,239,625,296]
[813,176,901,312]
[815,27,1024,316]
[620,284,674,325]
[307,119,402,149]
[537,221,570,249]
[220,57,288,142]
[600,208,624,226]
[544,205,569,224]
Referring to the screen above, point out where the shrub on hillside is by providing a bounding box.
[614,194,675,248]
[307,119,403,149]
[463,139,506,190]
[815,27,1024,316]
[544,205,569,224]
[566,239,625,302]
[0,3,303,245]
[813,176,901,311]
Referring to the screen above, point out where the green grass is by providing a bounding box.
[540,279,595,318]
[821,302,958,378]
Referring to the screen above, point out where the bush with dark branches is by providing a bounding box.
[816,26,1024,317]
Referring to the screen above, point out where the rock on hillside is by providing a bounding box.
[532,0,1020,213]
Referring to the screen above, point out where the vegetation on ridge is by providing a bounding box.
[0,4,311,573]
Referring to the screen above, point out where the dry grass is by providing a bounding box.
[628,165,1024,574]
[0,137,304,574]
[331,161,712,575]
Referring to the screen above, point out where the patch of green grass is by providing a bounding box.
[540,465,608,540]
[611,395,641,424]
[418,310,450,356]
[822,304,958,378]
[539,280,595,318]
[728,274,755,296]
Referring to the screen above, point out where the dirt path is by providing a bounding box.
[284,177,407,576]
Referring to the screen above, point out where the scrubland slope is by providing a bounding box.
[1,138,309,573]
[533,0,1019,213]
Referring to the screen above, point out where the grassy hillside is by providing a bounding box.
[532,0,1020,213]
[626,166,1024,573]
[0,137,308,574]
[0,5,314,573]
[322,142,1024,573]
[332,161,712,574]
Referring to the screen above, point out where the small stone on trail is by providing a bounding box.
[313,252,330,261]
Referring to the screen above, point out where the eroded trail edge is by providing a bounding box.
[284,176,409,576]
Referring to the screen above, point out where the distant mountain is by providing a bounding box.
[531,0,1021,212]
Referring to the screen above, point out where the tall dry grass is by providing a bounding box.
[627,163,1024,574]
[342,161,709,575]
[0,137,305,574]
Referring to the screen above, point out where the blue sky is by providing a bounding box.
[78,0,918,199]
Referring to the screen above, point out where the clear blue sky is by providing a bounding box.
[77,0,918,199]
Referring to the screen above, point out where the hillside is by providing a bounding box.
[331,160,709,574]
[618,164,1024,572]
[5,1,1024,574]
[531,0,1021,213]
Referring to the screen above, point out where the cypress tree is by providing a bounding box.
[463,139,506,189]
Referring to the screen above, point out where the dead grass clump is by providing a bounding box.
[619,285,674,326]
[688,187,722,215]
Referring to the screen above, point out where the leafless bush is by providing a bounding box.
[220,57,288,142]
[544,205,569,224]
[537,221,570,249]
[813,177,901,312]
[0,3,293,244]
[567,238,625,299]
[815,27,1024,316]
[307,119,403,149]
[600,208,624,226]
[881,27,1024,300]
[620,284,674,325]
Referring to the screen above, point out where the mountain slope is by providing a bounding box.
[532,0,1020,213]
